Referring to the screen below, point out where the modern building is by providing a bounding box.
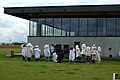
[4,4,120,57]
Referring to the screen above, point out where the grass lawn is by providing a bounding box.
[0,48,120,80]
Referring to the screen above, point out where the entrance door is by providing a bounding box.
[63,45,69,54]
[74,42,80,48]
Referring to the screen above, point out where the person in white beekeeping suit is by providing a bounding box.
[34,45,41,61]
[75,45,81,63]
[44,44,51,61]
[50,44,55,55]
[91,44,97,63]
[86,46,91,63]
[69,47,75,64]
[26,43,33,61]
[21,44,27,61]
[52,51,58,62]
[81,43,87,63]
[96,46,101,63]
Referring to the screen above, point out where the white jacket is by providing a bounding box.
[34,48,41,59]
[91,45,97,55]
[96,46,101,62]
[76,48,81,57]
[86,46,91,56]
[69,50,75,61]
[26,46,33,58]
[50,46,55,53]
[81,44,87,55]
[52,52,58,62]
[44,45,51,57]
[21,47,27,57]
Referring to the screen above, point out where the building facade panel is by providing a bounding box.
[28,36,120,57]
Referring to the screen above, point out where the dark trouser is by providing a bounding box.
[57,54,63,63]
[109,54,112,58]
[81,54,85,63]
[45,57,49,62]
[86,56,90,63]
[69,60,74,64]
[91,54,96,63]
[36,58,39,61]
[57,57,62,63]
[27,57,31,61]
[92,60,95,63]
[22,56,25,61]
[76,57,81,63]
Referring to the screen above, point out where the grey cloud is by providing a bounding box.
[0,19,11,28]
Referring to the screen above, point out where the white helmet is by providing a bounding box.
[82,43,86,48]
[75,45,79,48]
[93,44,96,47]
[35,45,39,48]
[27,43,32,47]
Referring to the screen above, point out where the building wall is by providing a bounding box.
[28,37,120,57]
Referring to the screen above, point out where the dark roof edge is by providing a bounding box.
[3,4,120,9]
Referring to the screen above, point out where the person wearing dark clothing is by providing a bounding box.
[61,50,64,62]
[56,48,62,63]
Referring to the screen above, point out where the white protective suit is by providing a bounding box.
[21,44,26,57]
[86,46,91,56]
[34,45,41,59]
[96,46,101,62]
[50,45,55,53]
[75,45,81,57]
[69,49,75,61]
[91,44,97,60]
[44,44,51,57]
[26,43,33,58]
[81,44,87,55]
[52,52,58,62]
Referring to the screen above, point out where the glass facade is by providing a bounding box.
[29,18,120,37]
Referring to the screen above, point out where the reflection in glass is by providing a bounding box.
[62,18,70,36]
[38,18,45,36]
[29,18,37,36]
[117,18,120,36]
[54,18,61,36]
[107,18,116,36]
[79,18,87,36]
[88,18,96,36]
[97,18,106,36]
[46,18,53,36]
[71,18,78,36]
[29,18,120,37]
[29,21,33,36]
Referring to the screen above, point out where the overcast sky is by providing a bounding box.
[0,0,120,43]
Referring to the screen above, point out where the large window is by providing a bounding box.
[79,18,87,36]
[29,18,37,36]
[107,18,116,36]
[46,18,54,36]
[71,18,78,36]
[117,18,120,36]
[29,18,120,37]
[62,18,70,36]
[88,18,96,36]
[38,18,45,36]
[97,18,106,36]
[54,18,61,36]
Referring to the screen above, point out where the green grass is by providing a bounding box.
[0,48,120,80]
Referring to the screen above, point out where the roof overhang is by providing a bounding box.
[4,4,120,20]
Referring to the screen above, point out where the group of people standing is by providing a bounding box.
[69,44,101,64]
[21,43,101,64]
[21,43,41,61]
